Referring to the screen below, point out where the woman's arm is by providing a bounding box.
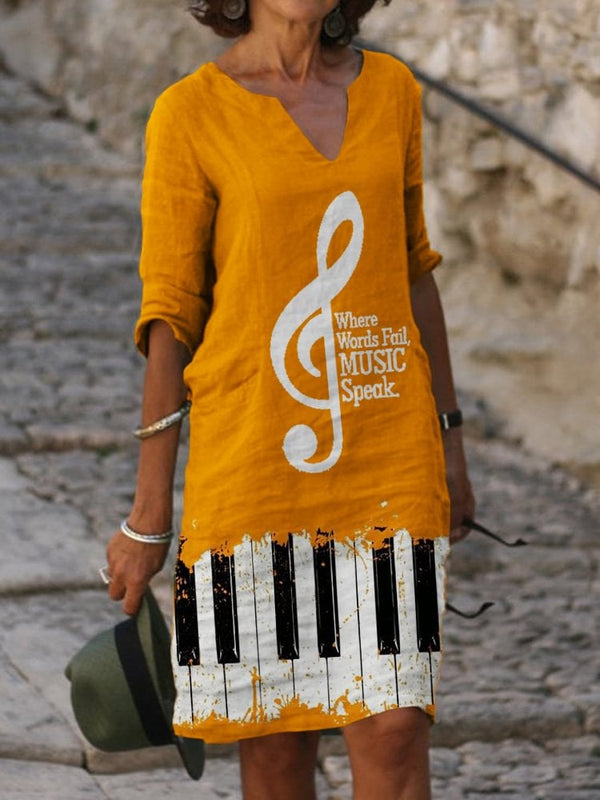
[410,271,474,542]
[107,319,191,614]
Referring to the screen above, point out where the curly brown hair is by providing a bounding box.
[188,0,390,46]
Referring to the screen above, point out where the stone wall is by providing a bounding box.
[0,0,224,155]
[361,0,600,485]
[1,0,599,485]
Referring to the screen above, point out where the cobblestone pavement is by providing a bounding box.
[1,69,599,799]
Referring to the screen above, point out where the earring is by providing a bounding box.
[222,0,246,21]
[323,6,346,39]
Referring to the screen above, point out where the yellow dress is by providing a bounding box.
[135,48,450,743]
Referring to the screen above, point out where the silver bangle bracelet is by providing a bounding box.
[120,519,173,544]
[133,400,191,440]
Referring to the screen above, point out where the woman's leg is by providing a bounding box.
[239,730,321,800]
[343,707,431,800]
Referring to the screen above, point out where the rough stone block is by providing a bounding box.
[0,486,106,593]
[0,426,28,456]
[433,693,583,746]
[94,756,258,799]
[424,38,452,79]
[85,746,182,776]
[0,2,63,91]
[469,137,504,171]
[479,20,517,71]
[478,69,521,100]
[548,85,600,171]
[430,746,461,778]
[0,458,28,491]
[321,753,352,788]
[498,762,558,787]
[571,694,600,735]
[0,651,82,766]
[0,759,104,800]
[0,592,126,751]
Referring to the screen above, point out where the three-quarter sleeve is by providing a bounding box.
[404,82,442,283]
[134,93,217,357]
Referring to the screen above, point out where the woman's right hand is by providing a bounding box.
[106,526,171,615]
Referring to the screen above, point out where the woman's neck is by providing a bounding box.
[223,7,332,83]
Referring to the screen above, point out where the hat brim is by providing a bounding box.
[127,591,205,780]
[66,590,204,780]
[174,735,205,781]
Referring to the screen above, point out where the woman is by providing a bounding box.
[106,0,474,797]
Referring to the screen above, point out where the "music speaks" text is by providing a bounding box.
[334,311,411,408]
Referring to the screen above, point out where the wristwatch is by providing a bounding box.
[438,409,463,431]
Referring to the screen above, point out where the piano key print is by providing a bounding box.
[172,530,450,738]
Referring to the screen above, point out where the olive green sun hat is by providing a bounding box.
[65,589,204,780]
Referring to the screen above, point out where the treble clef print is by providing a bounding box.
[270,190,364,473]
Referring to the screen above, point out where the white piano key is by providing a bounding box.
[435,536,450,628]
[173,550,228,725]
[430,536,450,698]
[394,529,416,651]
[353,535,399,714]
[251,535,297,715]
[394,531,436,706]
[171,625,190,728]
[324,538,367,714]
[287,532,330,712]
[220,536,260,722]
[172,530,451,733]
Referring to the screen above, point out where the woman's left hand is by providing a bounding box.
[443,428,475,544]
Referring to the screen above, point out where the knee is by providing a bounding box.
[345,707,429,764]
[240,731,319,775]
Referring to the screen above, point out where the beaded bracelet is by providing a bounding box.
[120,519,173,545]
[133,400,191,440]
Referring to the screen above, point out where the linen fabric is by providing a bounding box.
[135,48,450,743]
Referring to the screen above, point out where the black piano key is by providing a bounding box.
[174,549,200,666]
[412,539,441,652]
[211,551,241,664]
[271,535,300,660]
[372,537,401,655]
[313,529,341,658]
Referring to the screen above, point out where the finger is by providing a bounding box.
[107,568,127,602]
[108,579,126,602]
[450,506,470,531]
[122,584,145,616]
[450,524,471,545]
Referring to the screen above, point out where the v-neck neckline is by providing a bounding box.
[207,48,368,164]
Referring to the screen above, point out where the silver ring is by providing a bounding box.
[99,566,111,585]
